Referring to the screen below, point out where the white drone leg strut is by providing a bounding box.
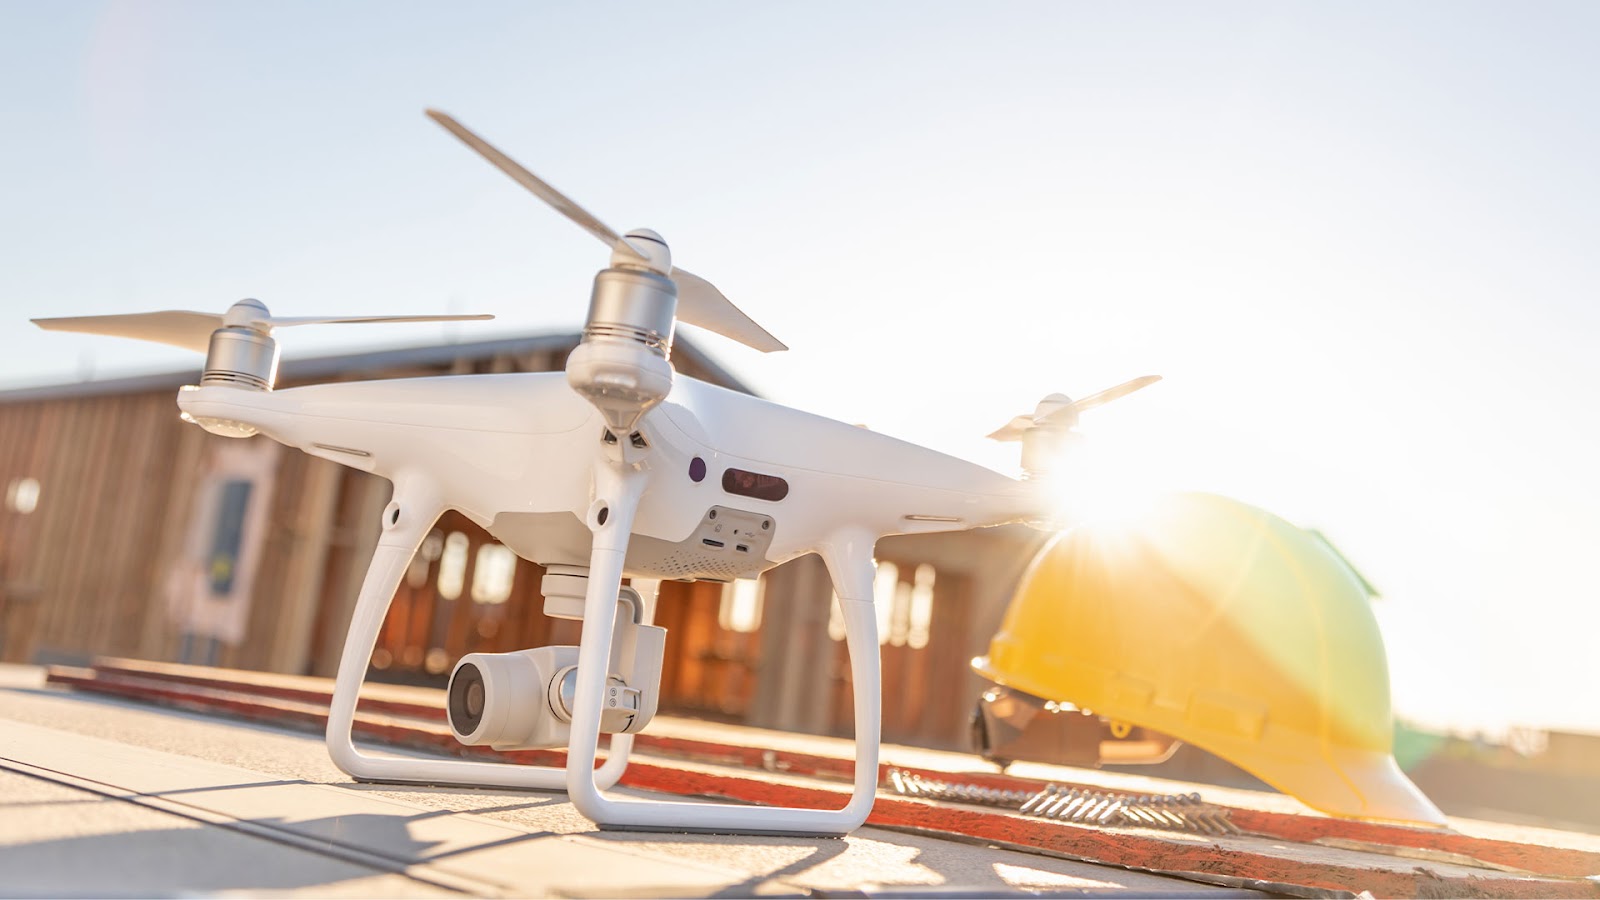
[565,459,883,835]
[324,474,634,790]
[327,465,882,835]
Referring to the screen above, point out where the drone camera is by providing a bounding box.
[448,646,578,749]
[448,581,669,750]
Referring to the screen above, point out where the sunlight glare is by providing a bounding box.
[1041,434,1163,532]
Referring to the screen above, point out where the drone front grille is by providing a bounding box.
[626,510,776,582]
[640,549,749,581]
[627,536,757,582]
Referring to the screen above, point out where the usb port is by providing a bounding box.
[702,538,725,548]
[735,544,749,553]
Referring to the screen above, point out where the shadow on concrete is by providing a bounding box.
[580,829,866,898]
[339,780,567,814]
[0,817,409,897]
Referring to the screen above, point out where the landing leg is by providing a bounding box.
[323,478,632,790]
[564,455,883,836]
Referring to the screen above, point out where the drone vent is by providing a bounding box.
[626,540,753,582]
[651,549,747,581]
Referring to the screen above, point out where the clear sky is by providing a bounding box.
[2,2,1596,735]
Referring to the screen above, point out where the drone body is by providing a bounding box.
[179,372,1040,582]
[34,110,1159,836]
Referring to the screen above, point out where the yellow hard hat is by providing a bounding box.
[972,492,1446,827]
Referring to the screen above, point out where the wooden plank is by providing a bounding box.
[270,455,341,675]
[62,396,123,654]
[32,397,93,654]
[306,470,388,679]
[90,395,162,656]
[137,422,207,662]
[0,402,46,661]
[115,395,187,658]
[232,445,304,671]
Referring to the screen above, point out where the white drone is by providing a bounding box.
[34,110,1159,836]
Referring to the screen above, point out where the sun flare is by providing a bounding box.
[1039,436,1164,532]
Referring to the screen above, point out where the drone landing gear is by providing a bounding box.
[324,478,634,791]
[565,461,882,836]
[327,464,883,837]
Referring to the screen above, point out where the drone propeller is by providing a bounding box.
[33,299,493,353]
[425,109,786,353]
[988,375,1162,441]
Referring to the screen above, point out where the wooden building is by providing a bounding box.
[0,334,1044,750]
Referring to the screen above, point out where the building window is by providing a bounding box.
[828,560,936,647]
[5,477,39,514]
[825,557,934,640]
[719,578,764,633]
[471,543,517,604]
[437,532,470,600]
[408,530,444,588]
[874,561,899,645]
[908,564,936,650]
[424,647,452,675]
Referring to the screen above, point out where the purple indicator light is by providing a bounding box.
[689,457,707,483]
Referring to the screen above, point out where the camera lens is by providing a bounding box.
[448,662,486,736]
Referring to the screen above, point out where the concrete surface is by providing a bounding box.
[0,665,1246,898]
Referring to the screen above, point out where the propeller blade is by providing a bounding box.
[262,314,495,328]
[1037,375,1162,426]
[986,416,1035,442]
[671,268,787,353]
[989,377,1161,440]
[32,311,222,353]
[33,309,496,352]
[425,109,646,261]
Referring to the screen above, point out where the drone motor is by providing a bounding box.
[198,299,280,394]
[422,110,786,433]
[988,377,1163,478]
[567,229,680,434]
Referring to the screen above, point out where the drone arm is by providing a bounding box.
[324,472,635,789]
[565,455,883,835]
